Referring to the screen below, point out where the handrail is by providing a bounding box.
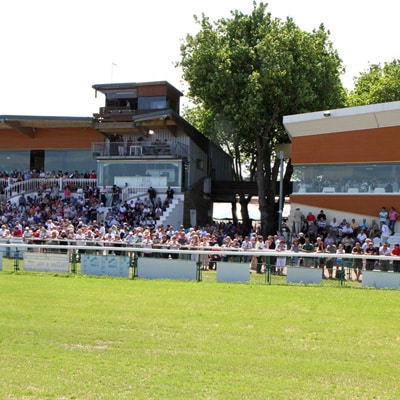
[0,178,98,202]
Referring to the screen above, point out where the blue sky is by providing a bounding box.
[1,0,398,116]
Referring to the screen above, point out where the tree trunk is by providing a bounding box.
[239,195,251,227]
[231,201,238,225]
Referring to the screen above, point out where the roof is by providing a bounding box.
[0,115,92,127]
[132,109,208,149]
[92,81,183,96]
[283,101,400,139]
[0,115,92,137]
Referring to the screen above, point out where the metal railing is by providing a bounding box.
[0,178,98,202]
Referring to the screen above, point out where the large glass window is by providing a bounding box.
[0,150,96,177]
[0,151,30,174]
[45,150,96,175]
[293,163,400,193]
[97,160,182,188]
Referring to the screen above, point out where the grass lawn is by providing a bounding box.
[1,266,399,399]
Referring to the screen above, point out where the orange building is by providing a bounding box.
[283,101,400,230]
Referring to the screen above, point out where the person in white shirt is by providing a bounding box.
[380,221,390,244]
[379,242,391,271]
[356,230,367,244]
[275,240,287,275]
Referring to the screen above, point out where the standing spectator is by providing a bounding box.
[365,241,378,271]
[168,235,181,259]
[379,206,388,224]
[388,207,398,235]
[100,186,108,205]
[241,235,253,264]
[290,239,301,267]
[253,235,265,274]
[315,236,326,270]
[148,186,157,207]
[335,243,346,279]
[325,241,337,279]
[166,186,174,201]
[141,230,153,257]
[379,242,391,272]
[380,221,390,244]
[111,184,120,206]
[300,237,315,268]
[275,239,287,276]
[351,241,364,281]
[293,208,303,234]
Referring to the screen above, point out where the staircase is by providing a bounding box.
[157,195,184,229]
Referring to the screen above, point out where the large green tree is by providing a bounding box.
[179,2,345,235]
[347,59,400,106]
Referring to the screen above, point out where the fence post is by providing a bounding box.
[196,260,202,282]
[339,261,346,286]
[265,256,272,285]
[14,248,19,271]
[71,249,77,273]
[132,252,138,279]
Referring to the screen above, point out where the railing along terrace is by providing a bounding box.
[0,178,98,201]
[92,141,182,158]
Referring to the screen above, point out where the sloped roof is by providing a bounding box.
[283,101,400,138]
[0,115,92,137]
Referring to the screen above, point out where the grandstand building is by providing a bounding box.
[0,81,233,227]
[284,101,400,229]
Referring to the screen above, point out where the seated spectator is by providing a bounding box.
[369,219,380,238]
[359,218,369,232]
[316,217,327,236]
[306,212,316,223]
[341,223,353,237]
[350,219,359,235]
[356,230,367,244]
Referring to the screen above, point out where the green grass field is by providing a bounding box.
[1,264,400,399]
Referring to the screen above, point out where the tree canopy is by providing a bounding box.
[347,59,400,106]
[179,2,345,235]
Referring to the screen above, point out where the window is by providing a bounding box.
[293,163,400,193]
[138,96,168,110]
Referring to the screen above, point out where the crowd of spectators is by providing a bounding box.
[288,207,400,279]
[1,169,400,276]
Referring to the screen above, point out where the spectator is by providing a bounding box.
[388,207,398,235]
[390,243,400,273]
[380,221,390,244]
[351,241,364,281]
[325,241,337,279]
[300,237,315,268]
[365,241,378,271]
[379,242,391,272]
[148,186,157,207]
[166,186,174,200]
